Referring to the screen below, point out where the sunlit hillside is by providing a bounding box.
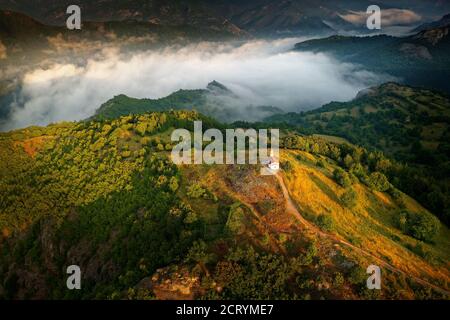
[281,149,450,293]
[0,110,448,299]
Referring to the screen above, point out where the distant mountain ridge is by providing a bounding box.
[0,9,48,38]
[0,0,337,37]
[94,81,283,123]
[294,14,450,93]
[3,0,450,37]
[0,8,248,63]
[413,13,450,33]
[0,0,247,36]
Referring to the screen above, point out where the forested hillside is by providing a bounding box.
[94,81,282,123]
[0,109,449,299]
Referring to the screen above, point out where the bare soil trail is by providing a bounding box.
[275,172,450,297]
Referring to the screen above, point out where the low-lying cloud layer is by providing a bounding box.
[3,38,390,130]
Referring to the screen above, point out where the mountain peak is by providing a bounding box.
[206,80,231,94]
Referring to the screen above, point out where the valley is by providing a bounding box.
[0,0,449,302]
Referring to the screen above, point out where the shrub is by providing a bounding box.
[333,272,345,287]
[389,187,405,208]
[300,239,318,265]
[408,243,438,264]
[395,210,440,243]
[333,168,352,188]
[281,160,293,171]
[262,234,271,246]
[121,150,131,158]
[316,214,334,232]
[341,188,357,208]
[316,158,327,168]
[395,211,408,232]
[278,234,288,244]
[366,172,390,192]
[388,187,402,199]
[187,183,207,199]
[348,266,366,286]
[169,176,179,192]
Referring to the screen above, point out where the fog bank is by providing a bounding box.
[2,38,390,130]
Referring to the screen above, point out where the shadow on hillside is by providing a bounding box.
[308,172,340,204]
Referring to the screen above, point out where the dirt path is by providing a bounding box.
[275,173,450,297]
[216,178,285,254]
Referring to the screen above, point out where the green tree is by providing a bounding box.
[408,213,440,243]
[333,168,352,188]
[348,266,366,286]
[187,183,207,199]
[300,239,318,265]
[169,176,179,192]
[366,172,390,192]
[185,241,216,276]
[395,210,440,242]
[343,154,354,169]
[135,122,147,136]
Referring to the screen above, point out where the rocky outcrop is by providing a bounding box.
[137,266,204,300]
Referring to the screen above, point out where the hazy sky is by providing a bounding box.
[2,38,391,130]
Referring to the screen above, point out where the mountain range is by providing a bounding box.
[2,0,450,36]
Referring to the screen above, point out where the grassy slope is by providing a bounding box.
[174,149,450,298]
[281,149,450,289]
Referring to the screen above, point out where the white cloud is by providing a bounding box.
[340,9,422,27]
[3,38,390,130]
